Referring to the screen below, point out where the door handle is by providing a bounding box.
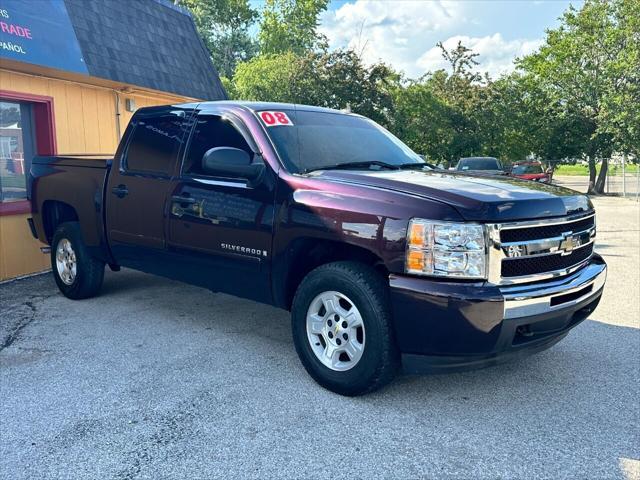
[171,195,197,205]
[111,185,129,198]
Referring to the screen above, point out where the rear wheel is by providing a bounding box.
[51,222,104,299]
[291,261,399,396]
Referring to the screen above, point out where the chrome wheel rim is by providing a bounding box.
[55,238,77,285]
[306,291,366,371]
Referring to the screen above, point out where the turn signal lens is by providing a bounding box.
[409,222,426,247]
[407,250,426,272]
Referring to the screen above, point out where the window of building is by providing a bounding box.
[182,115,252,177]
[0,101,35,203]
[124,113,187,175]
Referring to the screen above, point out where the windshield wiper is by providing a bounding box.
[305,161,401,173]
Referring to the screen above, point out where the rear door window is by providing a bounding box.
[125,111,189,175]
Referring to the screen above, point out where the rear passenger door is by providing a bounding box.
[106,105,193,268]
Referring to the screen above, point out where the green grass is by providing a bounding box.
[554,164,639,176]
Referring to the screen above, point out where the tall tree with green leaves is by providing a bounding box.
[599,0,640,161]
[232,49,398,125]
[178,0,258,79]
[258,0,329,55]
[427,42,491,162]
[518,0,638,194]
[389,77,455,164]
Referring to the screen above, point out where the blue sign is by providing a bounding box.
[0,0,88,74]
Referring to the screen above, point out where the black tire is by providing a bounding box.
[291,261,400,396]
[51,222,104,300]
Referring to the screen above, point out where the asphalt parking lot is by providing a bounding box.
[1,196,639,479]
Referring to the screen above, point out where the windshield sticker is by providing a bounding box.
[259,111,293,127]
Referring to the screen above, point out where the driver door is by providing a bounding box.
[165,110,276,303]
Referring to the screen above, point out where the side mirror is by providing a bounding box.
[201,147,265,186]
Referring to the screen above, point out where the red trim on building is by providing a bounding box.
[0,89,56,217]
[0,89,57,155]
[0,200,30,216]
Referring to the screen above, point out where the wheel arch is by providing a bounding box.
[276,237,389,311]
[42,200,79,243]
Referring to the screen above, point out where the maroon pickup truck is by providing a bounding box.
[27,102,607,395]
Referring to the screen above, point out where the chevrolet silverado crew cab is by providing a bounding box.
[28,102,607,396]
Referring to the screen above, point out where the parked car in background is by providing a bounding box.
[455,157,506,175]
[510,161,551,183]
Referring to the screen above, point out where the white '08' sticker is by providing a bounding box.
[259,111,293,127]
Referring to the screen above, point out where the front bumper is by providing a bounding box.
[389,254,606,373]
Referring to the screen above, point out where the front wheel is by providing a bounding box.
[291,261,399,396]
[51,222,105,299]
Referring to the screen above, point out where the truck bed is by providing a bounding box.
[29,154,113,261]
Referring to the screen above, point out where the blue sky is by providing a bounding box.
[255,0,583,78]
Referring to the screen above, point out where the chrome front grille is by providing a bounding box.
[487,213,596,285]
[501,243,594,277]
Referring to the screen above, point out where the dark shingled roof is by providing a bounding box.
[63,0,227,100]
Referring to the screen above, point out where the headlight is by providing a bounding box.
[406,219,486,279]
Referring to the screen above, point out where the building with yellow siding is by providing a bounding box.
[0,0,226,281]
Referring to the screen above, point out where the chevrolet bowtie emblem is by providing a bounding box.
[559,232,576,255]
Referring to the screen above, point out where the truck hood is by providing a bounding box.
[310,169,592,222]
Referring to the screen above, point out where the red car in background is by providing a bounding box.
[510,161,551,183]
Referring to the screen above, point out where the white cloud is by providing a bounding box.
[319,1,542,79]
[319,0,467,77]
[417,33,543,78]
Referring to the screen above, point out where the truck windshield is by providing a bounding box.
[512,164,543,174]
[457,158,502,170]
[261,110,426,174]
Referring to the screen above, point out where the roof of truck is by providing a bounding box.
[197,101,355,115]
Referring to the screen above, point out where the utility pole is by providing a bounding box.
[622,153,626,197]
[636,157,640,202]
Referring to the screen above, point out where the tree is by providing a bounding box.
[518,0,637,194]
[232,49,398,125]
[178,0,258,78]
[233,52,301,102]
[408,42,495,164]
[297,50,398,125]
[258,0,329,55]
[437,41,481,83]
[389,78,455,164]
[599,0,640,160]
[508,73,595,166]
[473,75,532,162]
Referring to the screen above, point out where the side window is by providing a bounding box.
[182,115,252,176]
[125,113,186,175]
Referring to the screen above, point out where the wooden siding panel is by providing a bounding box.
[0,214,49,281]
[49,80,71,153]
[96,91,118,153]
[63,83,87,153]
[80,88,101,153]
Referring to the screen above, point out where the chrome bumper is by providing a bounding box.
[501,259,607,319]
